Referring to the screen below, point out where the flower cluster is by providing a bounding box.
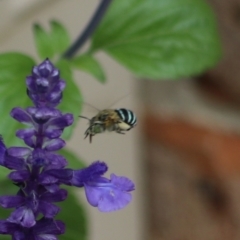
[0,59,135,239]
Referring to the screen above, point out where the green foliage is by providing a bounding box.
[0,167,10,182]
[33,24,55,59]
[58,188,88,240]
[55,59,83,140]
[59,148,86,169]
[50,20,71,55]
[33,21,105,83]
[33,20,70,60]
[0,53,35,146]
[91,0,222,79]
[70,54,106,83]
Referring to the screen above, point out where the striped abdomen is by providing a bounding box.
[115,109,137,128]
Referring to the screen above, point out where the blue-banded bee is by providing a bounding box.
[79,108,137,143]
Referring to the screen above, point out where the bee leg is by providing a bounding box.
[84,130,89,139]
[116,129,125,135]
[83,131,93,143]
[84,124,96,143]
[83,128,91,143]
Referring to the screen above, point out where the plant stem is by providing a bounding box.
[63,0,112,59]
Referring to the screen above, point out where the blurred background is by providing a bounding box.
[0,1,144,240]
[1,0,240,240]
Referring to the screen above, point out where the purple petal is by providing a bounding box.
[13,231,26,240]
[40,189,67,202]
[110,174,135,192]
[31,150,67,169]
[84,183,103,207]
[7,206,35,228]
[44,169,73,183]
[37,59,55,78]
[47,81,65,102]
[8,170,30,182]
[44,129,62,139]
[44,184,60,193]
[49,94,62,107]
[34,218,65,235]
[10,108,32,124]
[83,174,135,212]
[0,137,6,166]
[27,107,61,118]
[44,153,67,169]
[30,149,47,166]
[36,77,49,92]
[27,59,65,108]
[0,220,19,234]
[26,76,37,92]
[7,147,31,158]
[24,136,36,148]
[0,195,24,208]
[4,155,26,170]
[47,90,63,103]
[51,68,60,81]
[38,201,60,218]
[71,161,108,187]
[46,114,73,129]
[35,235,58,240]
[43,114,73,139]
[27,93,38,105]
[44,139,65,151]
[25,107,37,115]
[29,107,61,124]
[38,173,58,185]
[84,182,132,212]
[51,80,66,93]
[16,128,35,139]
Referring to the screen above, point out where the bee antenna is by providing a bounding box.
[79,115,91,121]
[83,102,100,112]
[106,92,130,108]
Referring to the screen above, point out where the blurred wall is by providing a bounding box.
[140,0,240,237]
[0,1,144,240]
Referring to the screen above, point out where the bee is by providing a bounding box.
[79,108,137,143]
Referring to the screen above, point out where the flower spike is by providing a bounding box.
[0,59,135,239]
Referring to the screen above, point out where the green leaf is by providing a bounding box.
[0,53,35,146]
[91,0,222,79]
[71,54,106,83]
[33,21,70,59]
[33,24,55,59]
[50,20,70,54]
[59,148,86,169]
[58,189,88,240]
[0,166,10,182]
[56,59,83,140]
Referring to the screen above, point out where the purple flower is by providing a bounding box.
[0,59,135,239]
[71,162,135,212]
[0,218,65,239]
[26,59,65,108]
